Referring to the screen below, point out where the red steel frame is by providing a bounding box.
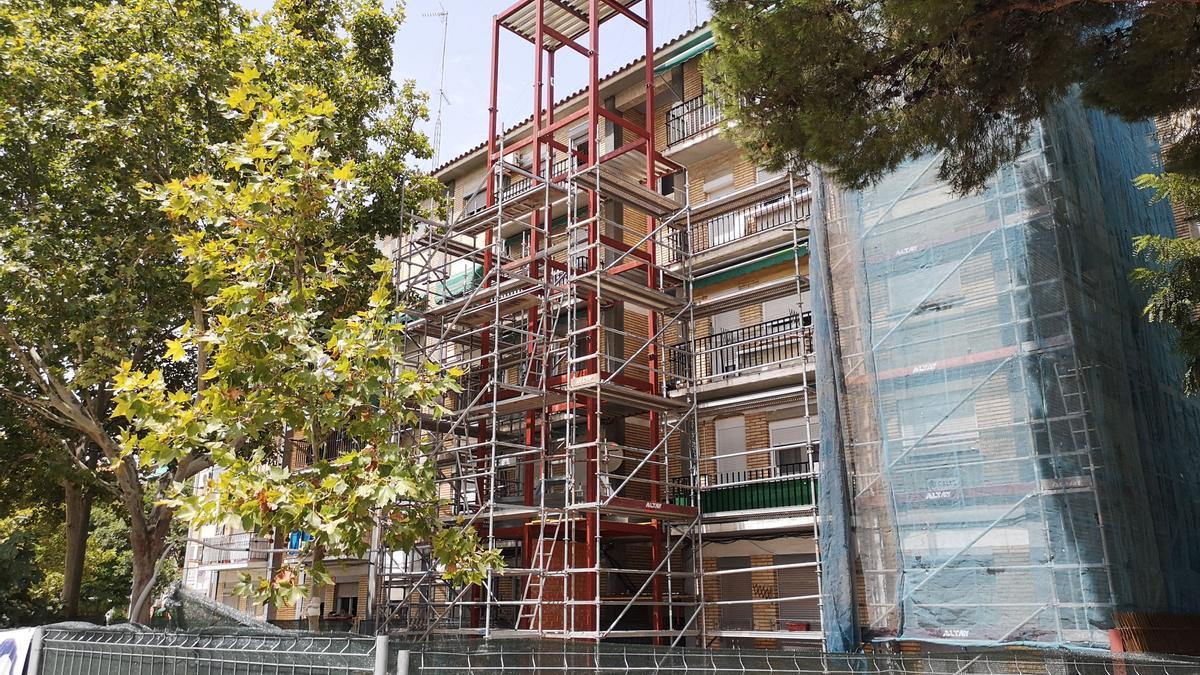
[475,0,682,639]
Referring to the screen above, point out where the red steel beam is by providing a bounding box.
[598,106,650,141]
[597,0,647,28]
[543,24,590,56]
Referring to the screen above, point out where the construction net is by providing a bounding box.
[811,94,1200,650]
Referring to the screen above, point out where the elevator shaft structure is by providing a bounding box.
[377,0,702,643]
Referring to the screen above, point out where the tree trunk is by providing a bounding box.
[128,544,158,624]
[61,479,92,619]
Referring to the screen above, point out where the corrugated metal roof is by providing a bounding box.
[432,22,711,178]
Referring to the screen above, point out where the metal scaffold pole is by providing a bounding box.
[376,0,701,645]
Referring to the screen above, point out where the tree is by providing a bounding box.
[122,79,501,625]
[0,511,50,627]
[704,1,1200,192]
[705,0,1200,389]
[0,0,443,621]
[1132,174,1200,393]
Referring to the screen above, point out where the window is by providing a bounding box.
[769,417,816,472]
[333,582,359,617]
[463,188,487,215]
[704,172,743,245]
[704,171,735,201]
[756,165,786,184]
[762,293,801,324]
[710,309,740,376]
[776,554,820,630]
[886,262,963,312]
[660,172,677,197]
[716,557,752,631]
[569,124,589,165]
[714,416,746,477]
[895,391,978,448]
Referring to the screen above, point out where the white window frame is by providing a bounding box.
[714,416,746,477]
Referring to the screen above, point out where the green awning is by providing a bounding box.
[694,243,807,289]
[653,29,714,76]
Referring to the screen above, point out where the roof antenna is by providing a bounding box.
[689,0,698,25]
[423,3,450,170]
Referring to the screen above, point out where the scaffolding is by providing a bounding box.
[812,96,1200,649]
[374,0,703,644]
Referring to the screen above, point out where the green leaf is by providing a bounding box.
[332,160,356,182]
[165,339,187,362]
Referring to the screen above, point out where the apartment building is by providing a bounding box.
[404,18,820,648]
[178,1,1200,653]
[182,439,374,631]
[814,98,1200,650]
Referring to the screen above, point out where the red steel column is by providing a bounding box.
[640,0,666,642]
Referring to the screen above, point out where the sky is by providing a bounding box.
[235,0,712,168]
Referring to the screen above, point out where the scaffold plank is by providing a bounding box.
[572,164,682,220]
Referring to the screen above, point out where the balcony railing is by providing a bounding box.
[664,188,810,264]
[286,432,360,468]
[461,156,576,218]
[199,532,270,566]
[671,313,813,389]
[666,93,721,146]
[670,461,818,514]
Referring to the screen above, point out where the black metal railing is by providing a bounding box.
[495,157,576,205]
[668,460,818,513]
[287,432,361,467]
[671,313,812,388]
[698,461,814,489]
[198,532,270,566]
[666,190,810,262]
[666,93,721,146]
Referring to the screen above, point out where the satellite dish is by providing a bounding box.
[603,447,623,472]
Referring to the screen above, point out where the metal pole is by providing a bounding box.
[374,634,389,675]
[394,649,410,675]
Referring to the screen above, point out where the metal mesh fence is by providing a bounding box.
[399,639,1200,675]
[28,627,1200,675]
[38,628,378,675]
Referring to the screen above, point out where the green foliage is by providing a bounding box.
[0,511,52,626]
[705,1,1200,192]
[0,0,448,617]
[1133,173,1200,394]
[0,504,133,626]
[120,82,501,608]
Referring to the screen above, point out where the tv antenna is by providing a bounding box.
[423,3,450,170]
[689,0,698,25]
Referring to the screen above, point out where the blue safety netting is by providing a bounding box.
[811,93,1200,650]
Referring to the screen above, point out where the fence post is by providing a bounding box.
[25,626,44,675]
[375,634,389,675]
[394,648,410,675]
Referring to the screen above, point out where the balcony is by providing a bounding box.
[666,93,721,147]
[197,532,270,567]
[663,93,733,163]
[286,432,361,469]
[671,461,817,515]
[700,464,816,515]
[663,176,810,271]
[459,156,575,221]
[670,313,813,399]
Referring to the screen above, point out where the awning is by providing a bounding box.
[653,28,714,76]
[694,243,807,289]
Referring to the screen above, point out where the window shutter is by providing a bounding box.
[717,556,752,631]
[776,554,820,629]
[715,416,746,476]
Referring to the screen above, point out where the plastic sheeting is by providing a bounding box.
[812,94,1200,649]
